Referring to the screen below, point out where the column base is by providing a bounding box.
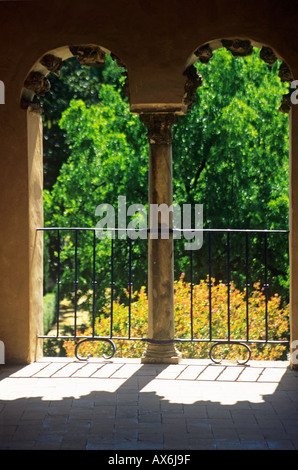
[141,341,182,364]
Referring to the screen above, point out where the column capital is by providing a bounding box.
[140,113,178,145]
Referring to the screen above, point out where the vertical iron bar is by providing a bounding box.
[110,237,114,338]
[227,231,230,341]
[208,232,212,341]
[56,230,61,337]
[264,232,269,342]
[74,229,78,337]
[92,230,97,338]
[245,232,249,342]
[128,237,132,339]
[190,248,194,340]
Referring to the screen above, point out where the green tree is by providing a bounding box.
[44,83,148,310]
[40,53,127,295]
[173,48,289,299]
[38,54,125,190]
[173,48,289,228]
[44,47,290,318]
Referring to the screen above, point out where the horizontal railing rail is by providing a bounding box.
[38,227,289,363]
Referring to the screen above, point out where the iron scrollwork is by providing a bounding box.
[75,338,116,361]
[209,341,251,365]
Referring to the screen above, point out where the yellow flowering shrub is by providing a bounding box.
[63,275,289,361]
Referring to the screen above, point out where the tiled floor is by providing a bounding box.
[0,357,298,450]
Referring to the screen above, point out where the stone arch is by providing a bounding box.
[20,43,129,109]
[182,38,294,114]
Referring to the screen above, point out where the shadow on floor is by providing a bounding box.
[0,359,298,451]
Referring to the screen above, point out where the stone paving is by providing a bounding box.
[0,357,298,450]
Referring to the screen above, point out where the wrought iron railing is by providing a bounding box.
[38,227,289,364]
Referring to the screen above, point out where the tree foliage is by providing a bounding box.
[38,54,125,189]
[43,78,148,307]
[173,48,289,230]
[173,48,289,299]
[43,47,290,320]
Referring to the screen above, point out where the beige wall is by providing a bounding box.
[0,0,297,363]
[0,105,30,362]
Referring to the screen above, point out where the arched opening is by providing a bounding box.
[22,44,148,360]
[22,45,131,191]
[172,38,291,362]
[19,37,296,366]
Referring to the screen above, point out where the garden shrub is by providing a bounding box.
[63,275,289,361]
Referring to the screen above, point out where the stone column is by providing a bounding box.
[140,113,181,364]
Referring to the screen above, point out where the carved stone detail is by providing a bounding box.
[259,46,277,66]
[222,39,253,57]
[183,65,203,111]
[40,54,63,76]
[24,71,51,95]
[69,45,106,66]
[140,113,178,145]
[279,93,291,113]
[278,62,293,83]
[194,44,213,64]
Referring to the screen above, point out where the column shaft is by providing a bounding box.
[140,113,181,364]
